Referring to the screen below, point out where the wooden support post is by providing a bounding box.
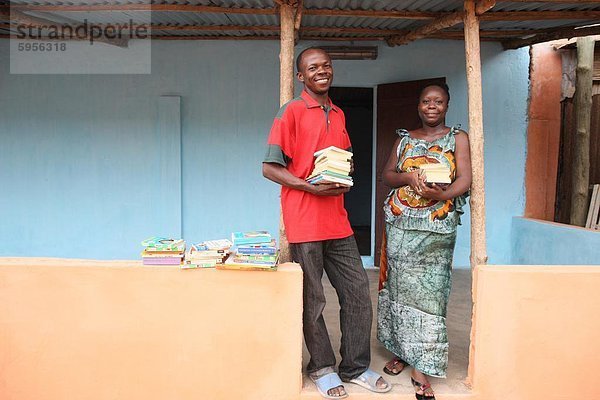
[280,3,295,105]
[278,2,295,262]
[464,0,487,387]
[464,0,488,268]
[569,37,595,227]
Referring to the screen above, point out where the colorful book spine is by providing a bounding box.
[142,257,182,265]
[232,260,277,266]
[233,255,278,263]
[231,231,273,246]
[216,263,277,272]
[191,239,232,251]
[307,175,354,186]
[141,236,185,252]
[182,260,218,269]
[236,247,278,255]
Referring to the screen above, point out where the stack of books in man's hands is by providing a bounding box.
[183,238,232,269]
[419,163,451,186]
[218,231,279,271]
[141,237,185,266]
[306,146,353,187]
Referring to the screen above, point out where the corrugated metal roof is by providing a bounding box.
[1,0,599,48]
[303,0,464,13]
[485,1,600,12]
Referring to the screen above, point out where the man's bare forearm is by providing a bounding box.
[262,162,350,196]
[262,162,313,192]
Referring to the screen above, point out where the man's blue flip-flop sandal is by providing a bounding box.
[311,372,349,399]
[343,369,392,393]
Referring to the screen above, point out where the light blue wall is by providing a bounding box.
[511,217,600,264]
[0,40,280,259]
[0,39,529,264]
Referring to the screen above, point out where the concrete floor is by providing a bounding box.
[301,268,473,397]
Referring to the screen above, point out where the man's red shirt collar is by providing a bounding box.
[300,90,339,112]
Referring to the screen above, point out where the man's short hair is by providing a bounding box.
[296,47,329,72]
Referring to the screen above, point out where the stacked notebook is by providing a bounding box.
[419,163,451,184]
[219,232,278,271]
[231,231,273,246]
[306,146,353,187]
[183,239,232,269]
[141,237,185,266]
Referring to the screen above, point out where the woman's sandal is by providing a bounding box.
[411,377,435,400]
[383,357,407,376]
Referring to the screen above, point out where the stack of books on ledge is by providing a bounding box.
[306,146,353,187]
[419,163,451,185]
[183,239,232,269]
[218,231,279,271]
[141,237,185,266]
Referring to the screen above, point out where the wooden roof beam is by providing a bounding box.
[386,11,464,46]
[149,35,501,42]
[0,33,277,41]
[302,9,439,19]
[481,10,600,21]
[3,19,579,43]
[3,22,536,38]
[438,29,537,38]
[3,4,278,15]
[2,5,598,22]
[301,26,406,35]
[508,0,598,3]
[151,24,280,32]
[502,24,600,49]
[475,0,496,15]
[0,32,508,42]
[386,1,494,46]
[138,24,404,35]
[0,5,440,20]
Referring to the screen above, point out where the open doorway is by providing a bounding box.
[329,87,373,257]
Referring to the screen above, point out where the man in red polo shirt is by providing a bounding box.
[263,47,390,399]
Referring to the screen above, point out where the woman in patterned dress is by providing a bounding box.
[377,84,471,400]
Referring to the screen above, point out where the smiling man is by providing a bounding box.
[262,47,390,399]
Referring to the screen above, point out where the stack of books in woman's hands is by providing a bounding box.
[306,146,353,187]
[419,163,451,186]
